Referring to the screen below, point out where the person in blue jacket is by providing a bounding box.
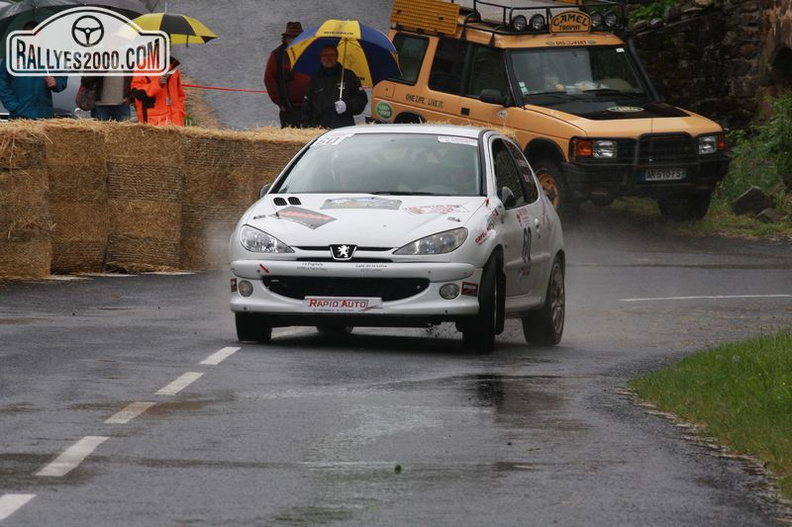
[0,20,68,120]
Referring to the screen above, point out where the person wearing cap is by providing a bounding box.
[264,21,311,128]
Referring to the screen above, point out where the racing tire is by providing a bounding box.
[522,257,565,346]
[462,258,498,353]
[235,312,272,343]
[533,160,577,219]
[657,192,712,221]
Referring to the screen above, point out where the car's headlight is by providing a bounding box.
[393,227,468,255]
[572,138,617,159]
[698,133,726,155]
[239,225,294,253]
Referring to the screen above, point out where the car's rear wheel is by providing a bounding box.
[235,312,272,343]
[462,258,498,353]
[522,257,565,346]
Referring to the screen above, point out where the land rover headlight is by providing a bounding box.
[591,12,603,29]
[698,133,726,155]
[511,15,527,32]
[604,10,619,28]
[529,14,546,31]
[394,227,468,255]
[239,225,294,253]
[573,139,618,159]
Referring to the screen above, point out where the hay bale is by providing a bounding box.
[0,127,46,169]
[48,164,107,203]
[107,162,182,200]
[43,125,105,168]
[0,167,51,278]
[106,235,180,271]
[49,202,108,273]
[104,124,182,165]
[180,203,242,270]
[105,200,182,269]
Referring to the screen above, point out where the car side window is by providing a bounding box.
[428,37,466,94]
[392,33,428,85]
[465,45,508,99]
[492,139,525,208]
[504,140,540,204]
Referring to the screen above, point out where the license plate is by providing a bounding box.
[643,167,687,181]
[303,296,383,313]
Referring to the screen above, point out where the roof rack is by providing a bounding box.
[391,0,626,38]
[460,0,625,35]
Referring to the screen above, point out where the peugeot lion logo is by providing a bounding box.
[330,244,357,261]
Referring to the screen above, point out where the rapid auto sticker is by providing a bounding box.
[303,296,383,313]
[322,197,402,210]
[404,205,467,215]
[272,206,336,229]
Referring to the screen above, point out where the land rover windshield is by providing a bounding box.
[510,45,650,104]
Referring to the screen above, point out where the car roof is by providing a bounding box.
[319,123,490,141]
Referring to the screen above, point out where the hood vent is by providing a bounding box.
[288,196,302,205]
[273,197,287,206]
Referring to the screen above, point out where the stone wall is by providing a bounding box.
[627,0,792,130]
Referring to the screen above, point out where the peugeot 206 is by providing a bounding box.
[228,124,565,352]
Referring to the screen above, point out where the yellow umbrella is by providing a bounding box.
[287,19,399,95]
[130,12,216,45]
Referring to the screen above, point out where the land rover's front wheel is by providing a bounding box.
[533,160,576,218]
[657,192,712,221]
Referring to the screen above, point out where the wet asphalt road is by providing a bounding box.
[1,207,791,526]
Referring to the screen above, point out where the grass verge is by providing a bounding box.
[590,198,792,241]
[629,330,792,502]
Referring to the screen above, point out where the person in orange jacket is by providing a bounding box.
[131,56,185,126]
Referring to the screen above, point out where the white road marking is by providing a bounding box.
[35,436,108,477]
[620,294,792,303]
[200,347,240,365]
[104,402,156,424]
[0,494,36,521]
[155,372,204,396]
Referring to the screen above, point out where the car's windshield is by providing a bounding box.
[275,133,482,196]
[510,46,648,101]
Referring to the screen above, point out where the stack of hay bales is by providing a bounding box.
[104,123,184,272]
[180,127,320,269]
[0,126,51,278]
[45,120,108,273]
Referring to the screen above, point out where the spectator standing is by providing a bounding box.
[264,21,311,128]
[0,20,67,119]
[130,56,185,126]
[81,75,132,121]
[301,44,367,129]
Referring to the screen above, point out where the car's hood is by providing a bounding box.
[243,194,486,247]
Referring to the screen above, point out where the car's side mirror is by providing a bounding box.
[480,89,507,106]
[259,183,272,199]
[499,186,516,208]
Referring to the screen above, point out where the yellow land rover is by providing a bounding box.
[371,0,730,219]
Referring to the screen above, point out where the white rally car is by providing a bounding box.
[229,124,565,352]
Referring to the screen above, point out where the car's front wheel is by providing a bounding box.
[462,258,498,353]
[657,191,712,221]
[522,256,565,346]
[235,312,272,343]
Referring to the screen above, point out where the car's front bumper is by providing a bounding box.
[229,259,482,324]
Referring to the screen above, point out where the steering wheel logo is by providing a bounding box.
[72,15,104,47]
